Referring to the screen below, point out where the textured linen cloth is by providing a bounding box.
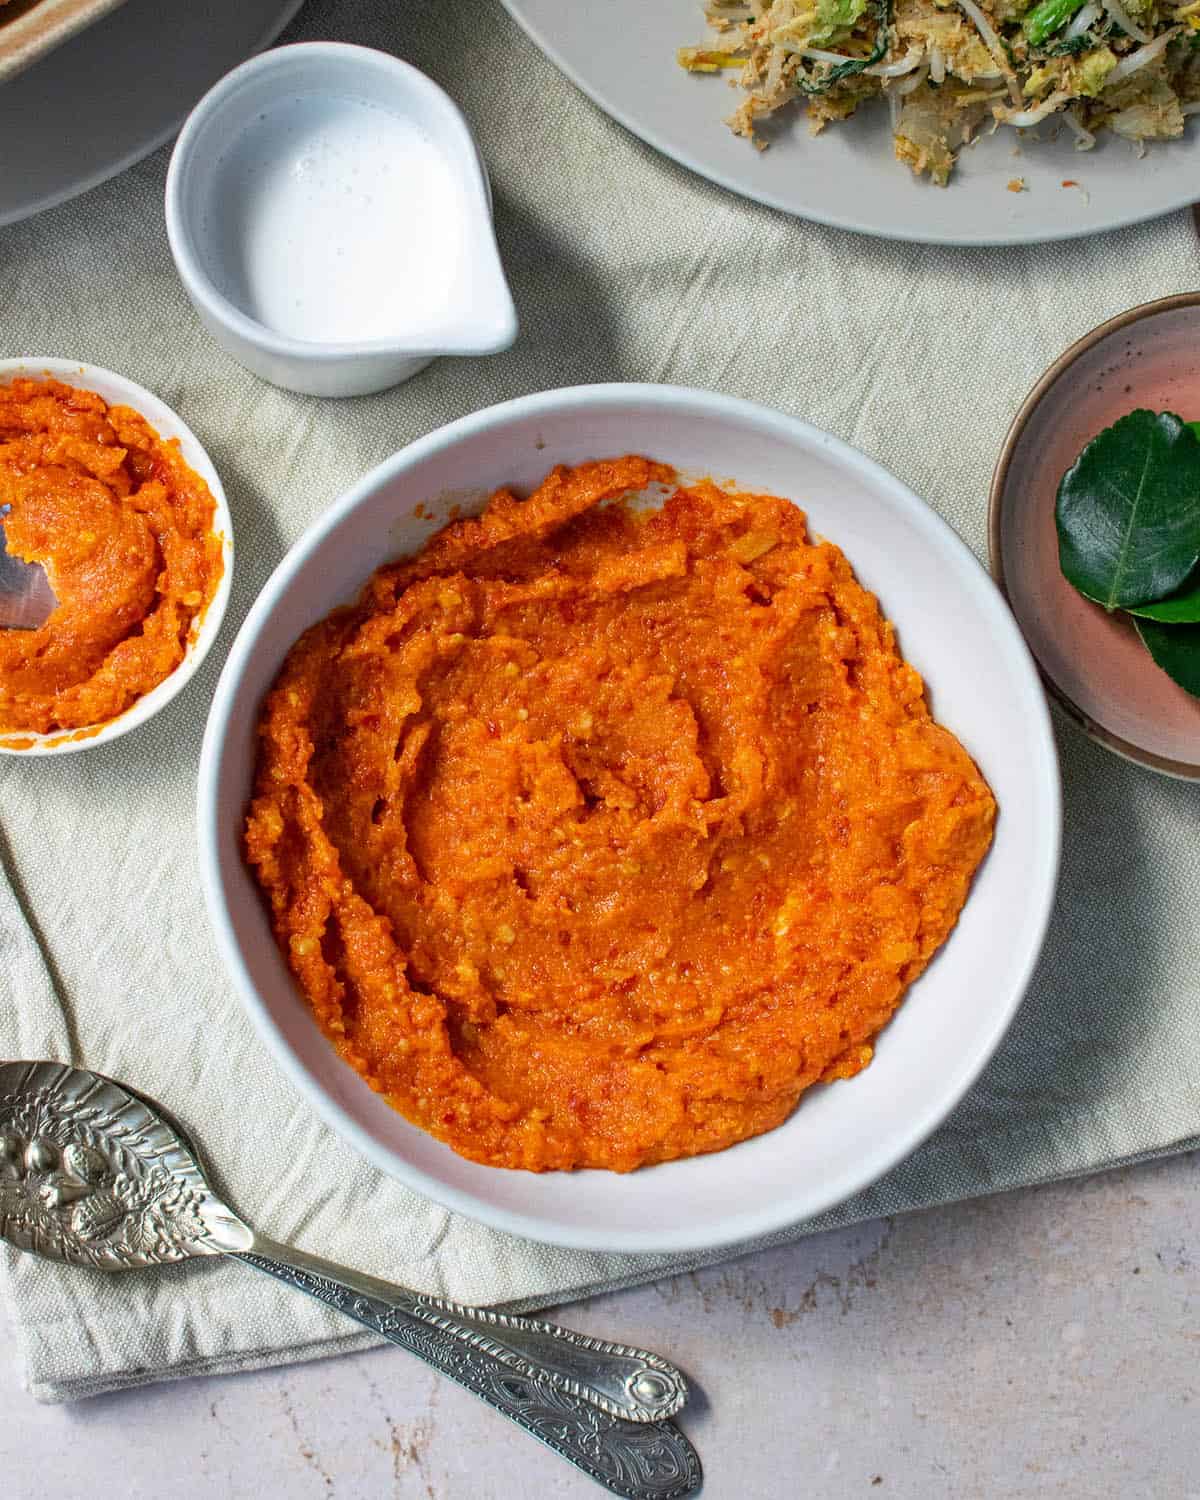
[2,0,1199,1404]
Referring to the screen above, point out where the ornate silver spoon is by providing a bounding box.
[0,506,56,631]
[0,1060,701,1500]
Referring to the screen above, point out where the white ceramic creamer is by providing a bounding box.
[166,44,517,398]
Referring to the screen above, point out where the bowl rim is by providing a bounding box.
[987,290,1200,782]
[164,40,515,365]
[199,381,1061,1252]
[0,356,234,757]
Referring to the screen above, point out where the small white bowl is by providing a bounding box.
[0,357,233,757]
[165,43,518,399]
[198,384,1060,1254]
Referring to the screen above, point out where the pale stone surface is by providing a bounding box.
[4,1153,1198,1499]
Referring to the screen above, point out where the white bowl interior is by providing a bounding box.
[0,357,233,756]
[200,385,1059,1253]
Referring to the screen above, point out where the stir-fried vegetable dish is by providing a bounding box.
[681,0,1200,182]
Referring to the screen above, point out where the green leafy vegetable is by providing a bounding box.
[1024,0,1086,47]
[1032,18,1122,57]
[1055,410,1200,611]
[1056,408,1200,699]
[1133,617,1200,698]
[1034,34,1092,56]
[794,0,891,93]
[1126,572,1200,623]
[811,0,868,44]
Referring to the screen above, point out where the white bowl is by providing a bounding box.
[165,43,518,399]
[0,357,233,757]
[198,384,1060,1253]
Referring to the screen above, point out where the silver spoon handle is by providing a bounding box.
[236,1238,701,1500]
[238,1233,686,1421]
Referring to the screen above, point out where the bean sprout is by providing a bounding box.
[1063,107,1097,146]
[956,0,1024,105]
[800,46,860,64]
[1104,24,1182,86]
[895,59,931,93]
[1065,0,1103,37]
[1100,0,1152,42]
[866,47,925,76]
[1000,88,1073,125]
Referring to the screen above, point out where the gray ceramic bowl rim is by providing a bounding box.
[988,290,1200,782]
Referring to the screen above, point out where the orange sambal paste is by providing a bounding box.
[0,378,223,737]
[245,457,996,1172]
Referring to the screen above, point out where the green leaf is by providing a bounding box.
[1133,617,1200,699]
[1024,0,1086,46]
[794,0,890,92]
[1126,570,1200,623]
[1056,410,1200,610]
[1132,423,1200,623]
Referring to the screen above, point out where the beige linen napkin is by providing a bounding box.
[2,0,1199,1403]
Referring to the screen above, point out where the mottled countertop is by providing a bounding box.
[5,1153,1197,1498]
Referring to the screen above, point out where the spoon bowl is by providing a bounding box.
[0,506,57,633]
[0,1059,246,1267]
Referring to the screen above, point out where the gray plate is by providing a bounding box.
[0,0,305,230]
[500,0,1200,245]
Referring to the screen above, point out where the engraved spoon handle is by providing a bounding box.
[236,1237,701,1500]
[236,1234,684,1419]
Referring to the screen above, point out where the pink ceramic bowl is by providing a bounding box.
[990,293,1200,780]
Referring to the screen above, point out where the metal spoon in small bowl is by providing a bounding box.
[0,505,56,631]
[0,1060,701,1499]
